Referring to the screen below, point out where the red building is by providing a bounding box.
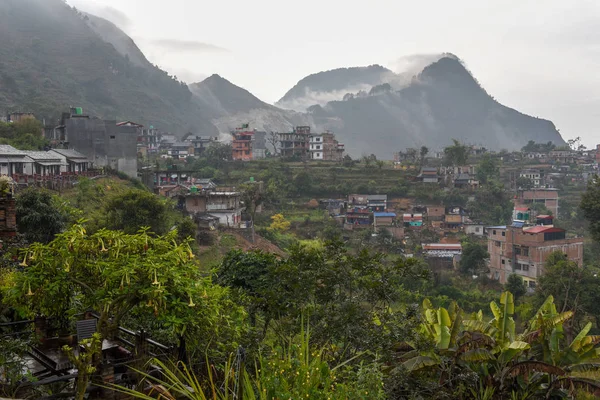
[232,126,254,161]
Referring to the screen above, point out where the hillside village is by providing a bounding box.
[3,107,600,399]
[3,0,600,398]
[0,109,596,292]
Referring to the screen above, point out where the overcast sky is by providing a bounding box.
[69,0,600,146]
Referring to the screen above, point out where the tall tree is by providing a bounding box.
[104,189,172,235]
[16,188,66,243]
[459,241,489,276]
[1,224,245,354]
[580,175,600,243]
[443,139,469,166]
[475,153,499,185]
[505,273,527,300]
[419,146,429,167]
[535,250,600,324]
[468,181,512,225]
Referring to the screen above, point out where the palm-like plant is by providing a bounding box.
[400,292,600,399]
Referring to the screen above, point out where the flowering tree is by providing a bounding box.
[1,223,246,348]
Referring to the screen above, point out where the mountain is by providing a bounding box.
[303,57,564,157]
[0,0,217,135]
[83,13,151,70]
[190,74,313,134]
[277,65,396,111]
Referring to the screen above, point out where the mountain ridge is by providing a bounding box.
[305,56,563,156]
[0,0,217,135]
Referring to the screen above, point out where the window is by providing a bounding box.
[475,227,480,232]
[110,135,116,139]
[493,230,497,235]
[502,231,506,237]
[528,281,536,288]
[502,259,505,265]
[495,241,501,247]
[316,153,321,157]
[316,145,321,150]
[522,247,529,256]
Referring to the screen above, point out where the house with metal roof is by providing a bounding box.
[48,149,90,174]
[23,151,62,176]
[0,145,33,176]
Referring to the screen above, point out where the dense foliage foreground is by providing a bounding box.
[2,223,600,399]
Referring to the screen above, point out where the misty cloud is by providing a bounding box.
[168,69,208,84]
[277,85,374,112]
[148,39,228,53]
[68,0,131,30]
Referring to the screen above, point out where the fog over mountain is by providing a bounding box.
[1,0,565,157]
[304,57,564,157]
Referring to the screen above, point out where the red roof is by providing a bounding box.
[524,226,564,234]
[515,207,529,212]
[536,215,554,219]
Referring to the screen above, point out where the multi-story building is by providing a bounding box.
[345,207,373,226]
[278,126,310,159]
[232,126,254,161]
[309,131,344,161]
[49,109,138,178]
[519,169,544,187]
[137,126,159,157]
[549,150,576,164]
[487,225,583,286]
[516,188,559,216]
[167,142,193,159]
[184,135,218,156]
[419,167,439,183]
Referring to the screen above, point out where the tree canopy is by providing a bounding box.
[580,176,600,243]
[443,139,469,166]
[16,188,66,243]
[1,224,245,353]
[104,189,172,235]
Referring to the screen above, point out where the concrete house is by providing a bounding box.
[516,188,559,216]
[426,206,445,221]
[367,195,388,212]
[59,109,138,178]
[185,191,244,227]
[487,225,583,286]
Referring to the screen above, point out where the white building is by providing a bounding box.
[519,169,542,187]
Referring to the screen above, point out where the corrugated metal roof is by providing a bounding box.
[374,212,396,217]
[50,149,88,159]
[0,145,25,156]
[23,151,62,162]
